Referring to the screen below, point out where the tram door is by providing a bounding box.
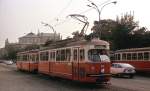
[72,48,79,80]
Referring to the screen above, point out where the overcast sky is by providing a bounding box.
[0,0,150,48]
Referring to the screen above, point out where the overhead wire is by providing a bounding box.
[56,0,73,18]
[52,0,73,27]
[54,0,112,27]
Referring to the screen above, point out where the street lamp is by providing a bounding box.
[41,22,56,41]
[87,0,117,22]
[87,0,117,39]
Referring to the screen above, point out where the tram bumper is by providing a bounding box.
[87,73,111,77]
[87,73,111,83]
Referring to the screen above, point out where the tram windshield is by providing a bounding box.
[88,49,110,62]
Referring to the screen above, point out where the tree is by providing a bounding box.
[90,12,150,50]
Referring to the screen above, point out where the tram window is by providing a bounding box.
[144,52,149,60]
[40,53,42,61]
[46,52,49,60]
[61,50,65,61]
[117,54,121,60]
[31,55,33,61]
[110,55,115,61]
[23,55,27,61]
[32,55,36,61]
[66,49,71,61]
[36,54,39,61]
[19,55,23,61]
[50,52,52,61]
[73,49,77,61]
[17,55,20,61]
[88,49,109,62]
[30,55,32,61]
[138,53,143,60]
[132,53,137,60]
[122,53,126,60]
[49,52,55,61]
[115,54,117,60]
[22,55,25,61]
[52,52,55,61]
[115,54,120,60]
[33,55,35,61]
[56,50,61,61]
[127,53,131,60]
[40,52,49,61]
[80,49,85,60]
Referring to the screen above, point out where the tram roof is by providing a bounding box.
[115,47,150,53]
[40,38,109,50]
[67,38,109,46]
[17,49,39,54]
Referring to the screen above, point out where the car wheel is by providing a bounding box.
[116,74,121,78]
[129,74,134,78]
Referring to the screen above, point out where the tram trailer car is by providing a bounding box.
[17,50,39,72]
[111,47,150,72]
[17,39,111,84]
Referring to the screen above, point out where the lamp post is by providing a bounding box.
[41,22,56,41]
[87,0,117,39]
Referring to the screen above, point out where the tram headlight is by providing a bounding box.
[101,68,104,73]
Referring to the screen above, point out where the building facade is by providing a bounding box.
[0,32,61,59]
[19,32,61,45]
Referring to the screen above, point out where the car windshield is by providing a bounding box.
[88,49,110,62]
[120,63,134,68]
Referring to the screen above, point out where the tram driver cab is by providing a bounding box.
[88,49,110,62]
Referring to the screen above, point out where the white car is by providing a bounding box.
[111,63,136,78]
[3,60,13,65]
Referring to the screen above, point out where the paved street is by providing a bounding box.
[0,63,150,91]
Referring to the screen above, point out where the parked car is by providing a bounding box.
[111,63,136,78]
[3,60,13,65]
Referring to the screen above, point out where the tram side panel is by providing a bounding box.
[29,62,38,72]
[16,61,22,70]
[73,62,111,83]
[38,51,50,75]
[22,62,30,71]
[112,51,150,72]
[38,61,50,75]
[50,62,72,79]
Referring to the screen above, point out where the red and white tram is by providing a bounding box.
[111,47,150,72]
[16,50,38,72]
[17,38,111,84]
